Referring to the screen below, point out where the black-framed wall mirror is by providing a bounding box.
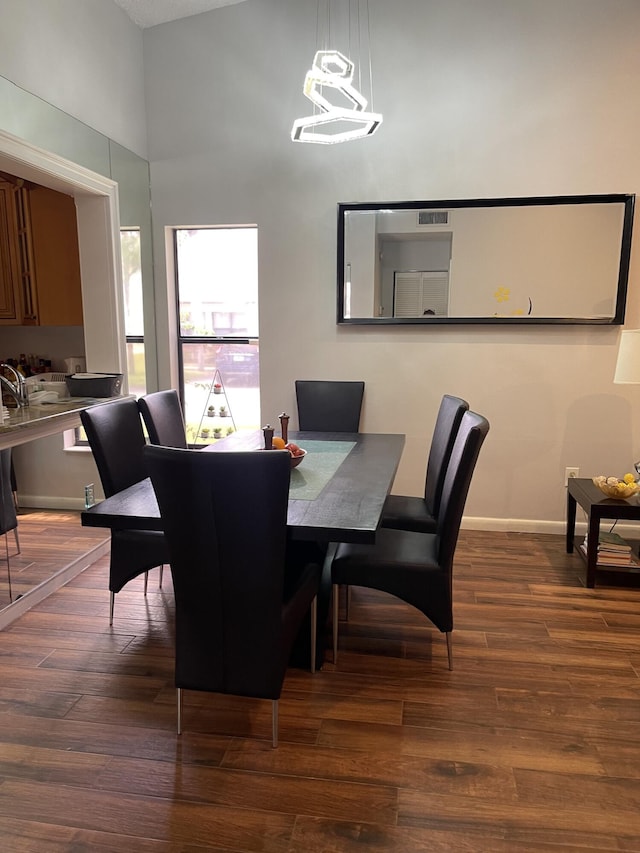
[337,194,635,325]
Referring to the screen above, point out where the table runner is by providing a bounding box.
[289,439,356,501]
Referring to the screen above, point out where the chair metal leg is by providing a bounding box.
[177,687,183,734]
[109,591,115,626]
[446,631,453,670]
[144,570,148,595]
[332,583,339,664]
[12,527,19,555]
[159,565,164,588]
[310,595,317,674]
[271,699,278,748]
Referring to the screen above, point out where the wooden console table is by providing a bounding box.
[566,477,640,587]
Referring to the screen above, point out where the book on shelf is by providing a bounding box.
[597,531,632,551]
[596,553,633,565]
[599,545,632,557]
[580,542,639,567]
[599,555,640,572]
[583,531,632,553]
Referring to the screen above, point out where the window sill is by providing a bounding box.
[63,428,91,453]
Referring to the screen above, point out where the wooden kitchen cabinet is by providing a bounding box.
[0,179,83,326]
[0,181,21,323]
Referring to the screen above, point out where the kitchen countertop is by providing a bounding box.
[0,396,117,450]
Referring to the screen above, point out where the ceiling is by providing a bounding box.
[112,0,248,29]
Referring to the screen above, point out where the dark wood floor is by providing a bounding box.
[0,508,108,607]
[1,517,640,851]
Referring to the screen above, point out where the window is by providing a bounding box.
[69,228,147,448]
[174,227,260,444]
[121,228,146,396]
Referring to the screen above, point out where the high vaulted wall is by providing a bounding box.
[0,0,147,157]
[0,0,147,508]
[143,0,640,531]
[2,0,640,531]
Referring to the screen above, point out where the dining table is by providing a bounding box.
[80,428,405,668]
[80,428,405,544]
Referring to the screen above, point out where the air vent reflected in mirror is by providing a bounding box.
[418,210,449,226]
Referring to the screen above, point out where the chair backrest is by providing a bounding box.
[0,449,17,536]
[295,380,365,432]
[138,390,187,448]
[436,410,489,571]
[424,395,469,516]
[80,397,148,497]
[144,445,292,698]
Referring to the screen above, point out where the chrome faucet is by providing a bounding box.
[0,363,28,407]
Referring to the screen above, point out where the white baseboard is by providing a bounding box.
[14,501,639,541]
[462,516,640,540]
[16,495,88,511]
[461,517,567,535]
[17,499,629,538]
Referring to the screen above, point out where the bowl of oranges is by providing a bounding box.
[270,436,306,468]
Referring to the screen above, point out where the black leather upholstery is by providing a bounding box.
[138,390,187,448]
[81,398,148,498]
[144,445,321,738]
[295,380,364,432]
[331,410,489,666]
[382,395,469,534]
[9,457,17,501]
[80,398,168,609]
[0,449,17,538]
[0,449,17,601]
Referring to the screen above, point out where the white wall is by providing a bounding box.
[2,0,640,530]
[447,205,624,317]
[345,213,377,317]
[143,0,640,532]
[0,0,147,507]
[0,0,147,157]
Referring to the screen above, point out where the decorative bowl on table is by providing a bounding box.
[260,440,306,468]
[592,475,640,499]
[289,447,306,469]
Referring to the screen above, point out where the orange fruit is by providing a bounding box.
[271,436,286,449]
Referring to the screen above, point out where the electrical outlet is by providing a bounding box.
[565,467,580,486]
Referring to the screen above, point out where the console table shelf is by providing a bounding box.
[566,477,640,587]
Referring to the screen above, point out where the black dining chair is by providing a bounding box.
[80,397,169,624]
[295,380,365,432]
[10,457,18,512]
[144,445,321,747]
[138,389,188,448]
[0,449,19,602]
[381,395,469,534]
[331,410,489,670]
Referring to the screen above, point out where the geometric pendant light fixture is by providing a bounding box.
[291,0,383,144]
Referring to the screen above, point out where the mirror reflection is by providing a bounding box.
[338,195,635,325]
[0,75,154,611]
